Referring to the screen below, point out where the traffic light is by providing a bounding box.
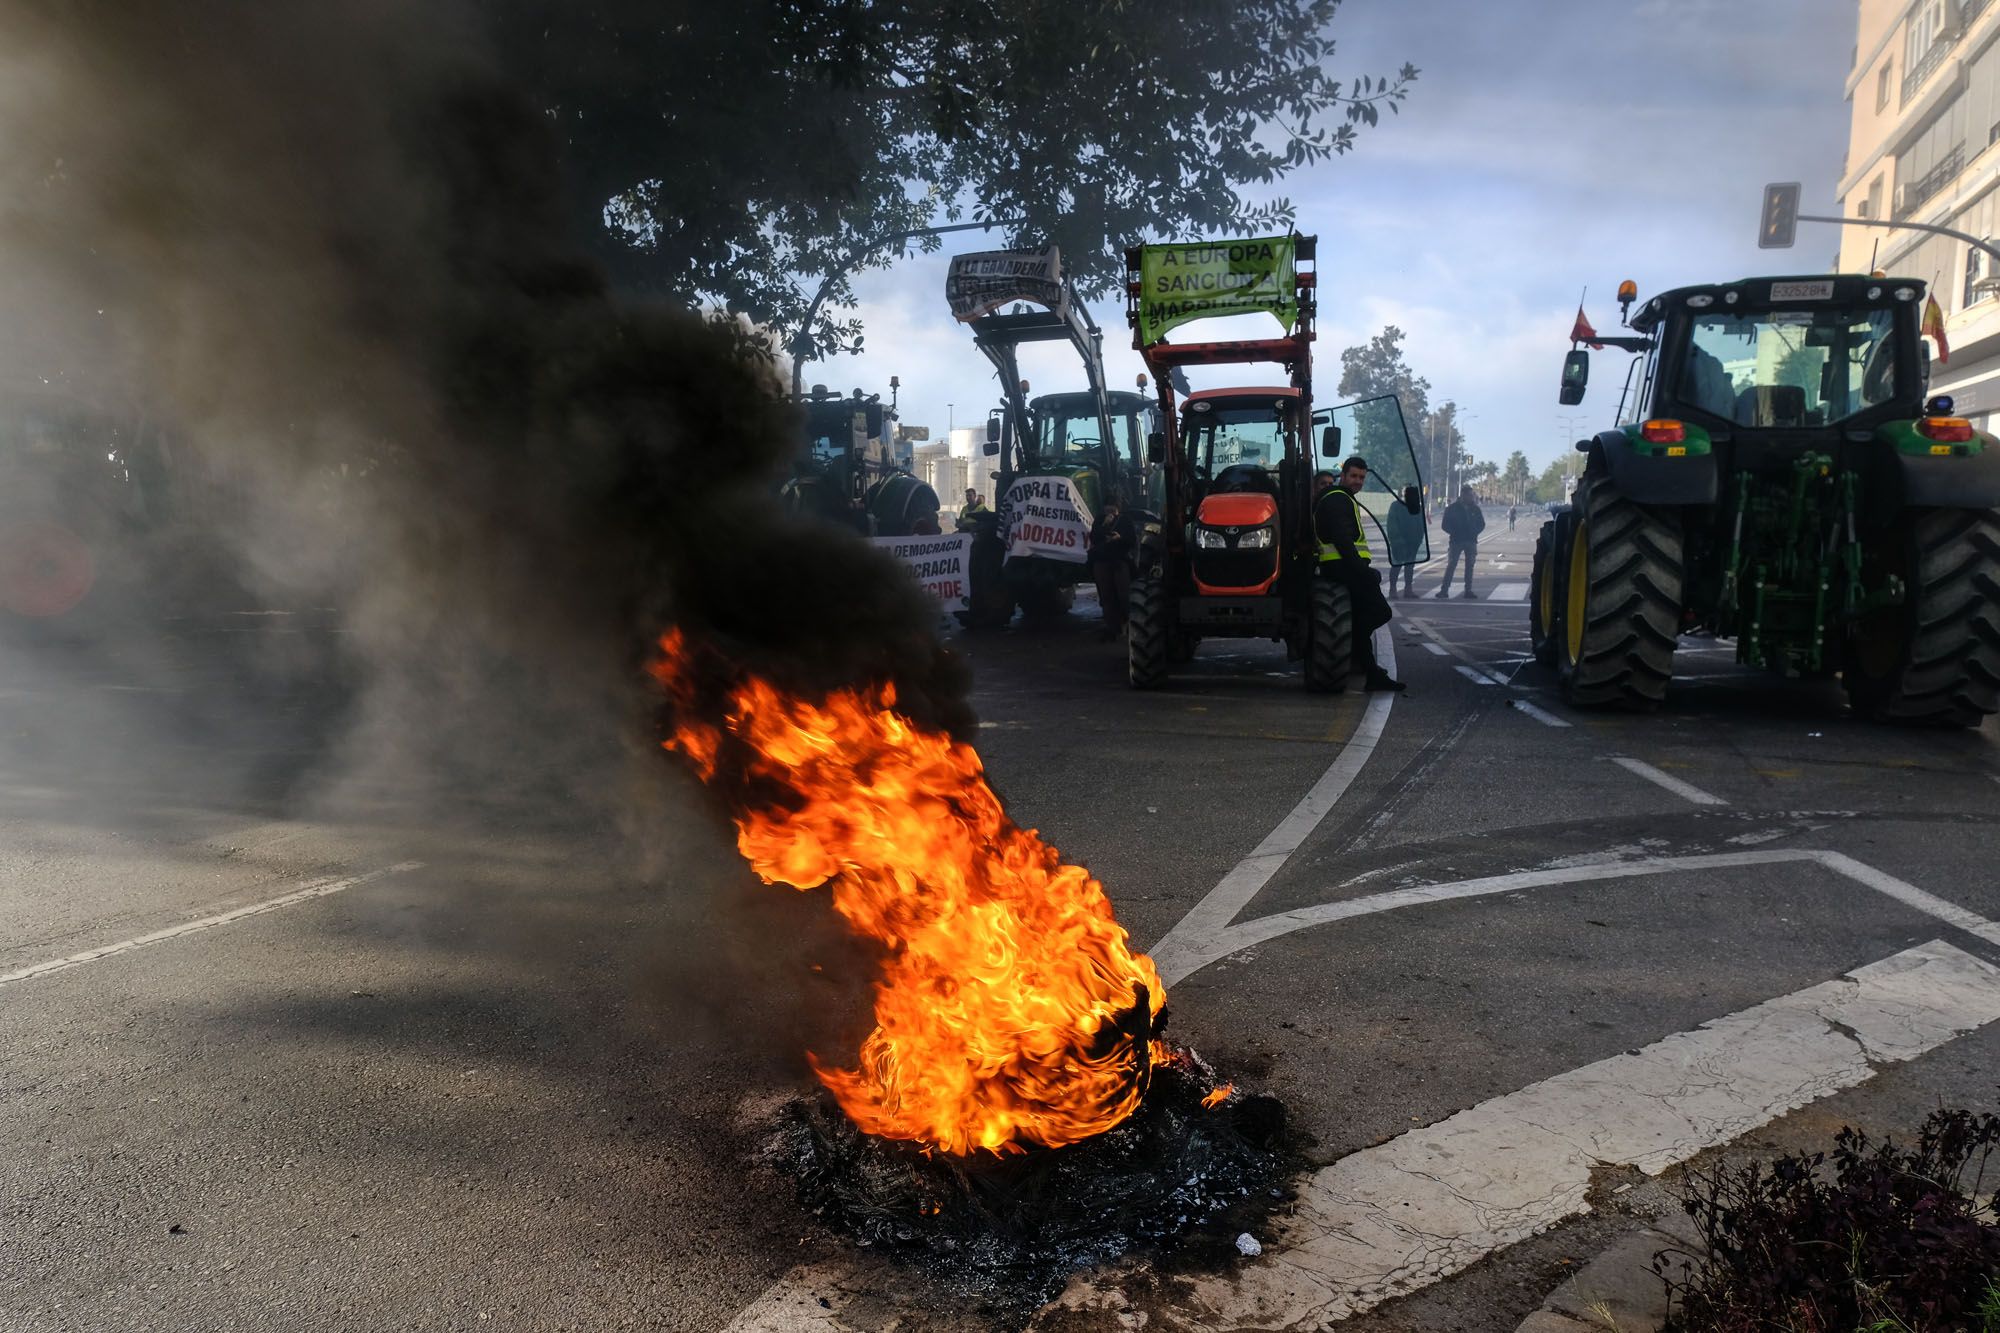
[1759,182,1801,249]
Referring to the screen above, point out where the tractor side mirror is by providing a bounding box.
[1146,431,1166,464]
[1559,349,1590,405]
[983,417,1001,456]
[1320,424,1342,458]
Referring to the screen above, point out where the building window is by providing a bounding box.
[1967,246,1994,307]
[1879,60,1894,110]
[1867,176,1885,221]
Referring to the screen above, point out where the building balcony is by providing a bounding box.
[1898,142,1968,216]
[1904,0,1994,105]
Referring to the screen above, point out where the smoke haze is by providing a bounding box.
[0,0,971,829]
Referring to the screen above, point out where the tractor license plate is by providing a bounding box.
[1769,280,1834,301]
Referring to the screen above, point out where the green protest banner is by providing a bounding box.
[1136,236,1297,345]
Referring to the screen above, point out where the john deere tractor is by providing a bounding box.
[1533,274,2000,725]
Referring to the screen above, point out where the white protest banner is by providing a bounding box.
[997,474,1093,564]
[869,532,972,613]
[945,246,1068,323]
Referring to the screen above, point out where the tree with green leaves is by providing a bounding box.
[1502,450,1532,502]
[495,1,1416,370]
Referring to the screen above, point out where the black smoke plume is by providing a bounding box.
[0,0,972,816]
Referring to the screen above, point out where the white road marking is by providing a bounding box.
[1487,581,1530,601]
[1057,940,2000,1329]
[1454,664,1498,686]
[1157,847,2000,986]
[1421,641,1450,657]
[1143,629,1398,965]
[1611,756,1728,806]
[1509,699,1572,728]
[0,862,425,986]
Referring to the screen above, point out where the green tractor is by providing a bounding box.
[948,246,1137,627]
[1533,274,2000,725]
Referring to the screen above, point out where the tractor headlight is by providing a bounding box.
[1238,526,1275,550]
[1194,527,1228,549]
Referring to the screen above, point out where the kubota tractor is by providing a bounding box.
[1121,234,1428,690]
[1534,273,2000,724]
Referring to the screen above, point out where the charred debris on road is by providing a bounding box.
[756,1039,1295,1317]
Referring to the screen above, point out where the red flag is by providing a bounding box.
[1569,305,1603,349]
[1922,294,1949,364]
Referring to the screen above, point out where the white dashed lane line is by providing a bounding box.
[0,861,425,986]
[1611,756,1729,806]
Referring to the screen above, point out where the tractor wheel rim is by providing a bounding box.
[1565,520,1590,665]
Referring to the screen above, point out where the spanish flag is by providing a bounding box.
[1922,293,1949,363]
[1569,305,1603,350]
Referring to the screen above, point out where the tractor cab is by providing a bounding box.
[1180,388,1299,596]
[786,385,939,537]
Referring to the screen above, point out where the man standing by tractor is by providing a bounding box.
[1088,497,1137,639]
[956,487,989,532]
[1437,489,1485,598]
[1314,460,1406,692]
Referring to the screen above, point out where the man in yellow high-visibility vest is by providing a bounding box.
[1312,458,1404,692]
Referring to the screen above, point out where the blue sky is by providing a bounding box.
[808,0,1855,473]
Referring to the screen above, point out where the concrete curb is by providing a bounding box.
[1512,1214,1703,1333]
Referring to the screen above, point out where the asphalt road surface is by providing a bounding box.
[5,509,1999,1332]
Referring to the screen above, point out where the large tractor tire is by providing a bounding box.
[1019,581,1075,623]
[1304,577,1354,693]
[1844,508,2000,726]
[1128,575,1172,689]
[1529,518,1559,667]
[1557,480,1684,708]
[959,533,1014,630]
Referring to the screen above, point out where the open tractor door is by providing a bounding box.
[1124,234,1429,690]
[947,246,1139,625]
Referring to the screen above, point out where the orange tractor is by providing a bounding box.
[1121,234,1426,689]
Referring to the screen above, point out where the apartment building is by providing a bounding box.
[1841,0,2000,425]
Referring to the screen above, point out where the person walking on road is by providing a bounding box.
[1507,503,1518,531]
[1088,497,1137,639]
[1313,459,1405,692]
[1437,489,1485,599]
[1385,483,1424,599]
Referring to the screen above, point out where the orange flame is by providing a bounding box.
[1201,1084,1233,1110]
[649,629,1165,1156]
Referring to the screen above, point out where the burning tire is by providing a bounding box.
[1128,573,1170,688]
[1558,479,1682,708]
[0,518,98,620]
[1845,508,2000,726]
[1304,576,1352,693]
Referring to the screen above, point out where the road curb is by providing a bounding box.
[1511,1215,1701,1333]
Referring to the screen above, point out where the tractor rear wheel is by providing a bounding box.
[1304,577,1353,693]
[1844,508,2000,726]
[1128,575,1172,689]
[1529,519,1559,667]
[1558,480,1683,708]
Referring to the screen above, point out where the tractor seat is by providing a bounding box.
[1734,384,1806,428]
[1210,462,1280,496]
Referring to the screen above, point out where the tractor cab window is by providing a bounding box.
[1679,308,1899,427]
[1033,404,1110,472]
[803,403,875,462]
[1187,405,1292,475]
